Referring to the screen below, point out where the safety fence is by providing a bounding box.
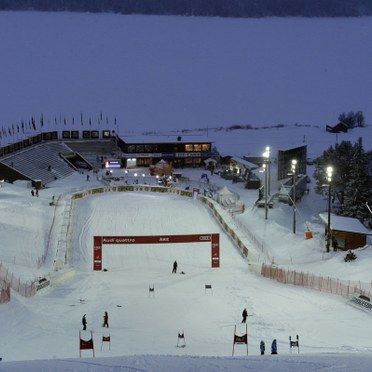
[261,263,372,300]
[43,194,63,268]
[232,215,267,260]
[0,263,36,299]
[0,280,11,304]
[53,196,74,271]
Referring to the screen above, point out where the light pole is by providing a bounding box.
[326,166,333,252]
[264,146,271,195]
[263,147,270,220]
[291,159,297,234]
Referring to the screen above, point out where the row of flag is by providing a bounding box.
[0,112,117,143]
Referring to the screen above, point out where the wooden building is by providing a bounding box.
[117,136,214,169]
[326,122,349,133]
[319,213,371,250]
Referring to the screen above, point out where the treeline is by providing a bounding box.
[1,0,372,18]
[314,138,372,225]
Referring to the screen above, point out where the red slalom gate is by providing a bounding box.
[93,233,220,270]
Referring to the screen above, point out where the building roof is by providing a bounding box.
[319,213,371,235]
[231,157,259,169]
[119,133,212,144]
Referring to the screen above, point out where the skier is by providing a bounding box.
[82,314,87,330]
[241,308,248,323]
[271,339,278,355]
[172,260,178,273]
[103,311,109,328]
[260,340,265,355]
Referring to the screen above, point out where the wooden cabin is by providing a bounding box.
[326,122,348,133]
[319,213,371,250]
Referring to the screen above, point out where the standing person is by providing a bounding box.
[103,311,109,328]
[172,260,178,273]
[241,308,248,323]
[260,340,265,355]
[82,314,87,330]
[271,339,278,355]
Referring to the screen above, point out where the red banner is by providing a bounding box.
[211,233,220,268]
[234,334,248,344]
[80,338,94,350]
[93,236,102,270]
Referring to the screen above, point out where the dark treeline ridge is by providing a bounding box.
[1,0,372,18]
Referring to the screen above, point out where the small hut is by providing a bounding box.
[319,213,371,250]
[326,122,349,133]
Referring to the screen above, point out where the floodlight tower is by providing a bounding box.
[326,166,333,252]
[291,159,297,234]
[263,147,271,220]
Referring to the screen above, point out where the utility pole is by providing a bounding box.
[326,166,333,252]
[291,159,297,234]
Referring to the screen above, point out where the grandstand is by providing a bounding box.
[0,131,118,187]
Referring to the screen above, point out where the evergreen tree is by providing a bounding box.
[313,138,370,224]
[337,111,365,128]
[314,140,354,195]
[340,138,370,221]
[355,111,365,128]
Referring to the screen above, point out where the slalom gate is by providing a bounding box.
[93,233,220,270]
[232,324,248,356]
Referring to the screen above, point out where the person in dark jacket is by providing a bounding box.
[241,308,248,323]
[260,340,265,355]
[172,260,178,273]
[271,339,278,354]
[82,314,87,330]
[103,311,109,328]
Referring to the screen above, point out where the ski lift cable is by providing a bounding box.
[366,202,372,215]
[278,180,311,232]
